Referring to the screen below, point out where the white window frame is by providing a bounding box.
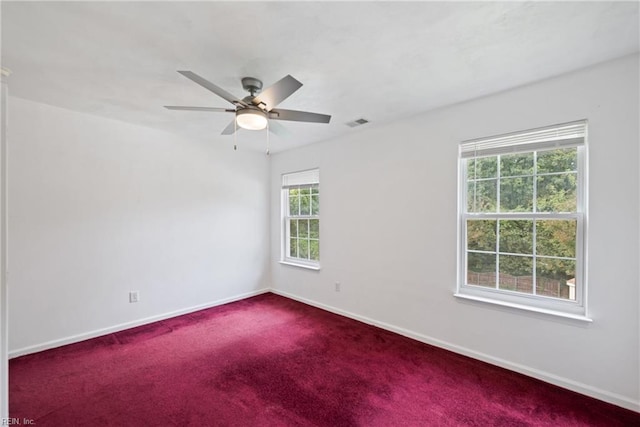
[280,169,320,270]
[455,121,590,321]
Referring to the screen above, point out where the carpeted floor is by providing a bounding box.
[9,293,640,426]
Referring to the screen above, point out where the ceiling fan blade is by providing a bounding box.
[177,71,242,106]
[164,106,234,112]
[221,119,237,135]
[269,108,331,124]
[267,120,290,137]
[253,75,302,110]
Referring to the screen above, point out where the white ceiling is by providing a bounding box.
[2,1,638,153]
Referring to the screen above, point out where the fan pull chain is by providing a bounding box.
[266,121,270,156]
[233,117,237,151]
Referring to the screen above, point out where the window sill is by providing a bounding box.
[454,293,592,322]
[279,261,321,271]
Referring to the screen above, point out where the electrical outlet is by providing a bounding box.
[129,291,139,303]
[335,282,341,292]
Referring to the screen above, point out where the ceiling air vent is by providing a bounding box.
[345,118,369,128]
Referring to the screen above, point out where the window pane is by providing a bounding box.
[537,173,577,212]
[467,220,496,251]
[311,184,319,195]
[289,193,299,216]
[299,239,309,259]
[536,220,576,258]
[300,195,311,215]
[498,255,533,294]
[309,239,319,261]
[309,219,319,238]
[537,148,577,174]
[500,176,533,212]
[467,179,497,212]
[290,219,298,238]
[298,220,309,238]
[500,153,534,177]
[499,220,533,254]
[467,157,497,179]
[467,252,496,288]
[311,195,319,215]
[289,238,298,258]
[536,258,576,300]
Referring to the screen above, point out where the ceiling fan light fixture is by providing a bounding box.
[236,108,267,130]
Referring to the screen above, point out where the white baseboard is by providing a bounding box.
[9,288,270,359]
[271,289,640,413]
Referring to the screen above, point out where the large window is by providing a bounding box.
[457,121,588,318]
[281,169,320,269]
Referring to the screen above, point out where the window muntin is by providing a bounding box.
[282,169,320,268]
[458,122,586,315]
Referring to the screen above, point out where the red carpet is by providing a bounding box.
[9,293,640,426]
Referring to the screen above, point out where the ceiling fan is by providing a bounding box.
[165,71,331,136]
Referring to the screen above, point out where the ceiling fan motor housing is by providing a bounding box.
[241,77,263,96]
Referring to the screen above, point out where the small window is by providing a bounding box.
[281,169,320,269]
[457,121,588,318]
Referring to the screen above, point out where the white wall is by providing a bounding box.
[1,80,9,419]
[270,54,640,410]
[8,97,270,354]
